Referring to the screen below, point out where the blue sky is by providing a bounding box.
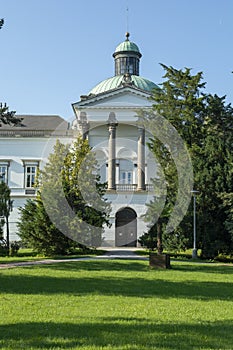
[0,0,232,120]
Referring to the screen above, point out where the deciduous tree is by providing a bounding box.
[18,138,110,255]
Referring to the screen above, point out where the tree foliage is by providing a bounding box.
[18,197,77,256]
[0,103,22,127]
[18,137,110,255]
[138,224,158,251]
[139,64,233,258]
[221,193,233,240]
[196,95,233,257]
[0,181,13,255]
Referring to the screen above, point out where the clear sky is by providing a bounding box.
[0,0,232,120]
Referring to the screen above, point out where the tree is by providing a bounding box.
[140,169,173,254]
[138,64,205,253]
[221,193,233,241]
[0,103,22,127]
[61,137,111,246]
[138,224,157,251]
[18,137,110,255]
[139,64,233,258]
[18,197,78,256]
[0,181,13,256]
[18,139,79,255]
[196,94,233,257]
[40,137,110,247]
[150,64,206,149]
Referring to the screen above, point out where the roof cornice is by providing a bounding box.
[72,85,152,108]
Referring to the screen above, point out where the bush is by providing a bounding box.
[0,238,7,256]
[162,229,189,254]
[138,225,157,251]
[10,241,20,256]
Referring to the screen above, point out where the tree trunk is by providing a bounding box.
[6,215,10,256]
[157,221,163,254]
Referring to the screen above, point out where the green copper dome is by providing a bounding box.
[87,33,158,96]
[89,74,158,95]
[115,40,140,54]
[113,32,142,57]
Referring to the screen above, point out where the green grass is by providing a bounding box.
[0,259,233,349]
[0,248,104,264]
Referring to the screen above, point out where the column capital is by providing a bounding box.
[108,112,118,127]
[137,125,145,134]
[108,122,118,128]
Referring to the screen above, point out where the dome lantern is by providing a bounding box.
[113,33,142,76]
[87,33,159,95]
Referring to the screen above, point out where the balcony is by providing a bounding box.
[115,184,154,192]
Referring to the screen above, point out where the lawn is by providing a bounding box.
[0,259,232,350]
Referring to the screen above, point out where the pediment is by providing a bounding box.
[72,86,153,110]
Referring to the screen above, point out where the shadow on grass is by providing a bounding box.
[0,266,232,300]
[0,319,232,349]
[22,258,233,275]
[173,262,233,275]
[49,260,149,272]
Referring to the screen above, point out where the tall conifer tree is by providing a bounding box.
[139,64,233,257]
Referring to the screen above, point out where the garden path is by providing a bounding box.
[0,248,147,269]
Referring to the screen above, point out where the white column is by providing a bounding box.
[116,162,120,184]
[108,122,117,190]
[133,164,137,184]
[137,127,145,190]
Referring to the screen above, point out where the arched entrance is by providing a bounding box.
[115,207,137,247]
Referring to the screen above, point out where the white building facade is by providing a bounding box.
[1,33,158,247]
[0,115,75,241]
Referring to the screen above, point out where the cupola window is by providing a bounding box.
[113,32,141,77]
[115,56,139,75]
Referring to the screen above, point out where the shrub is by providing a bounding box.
[10,241,20,256]
[0,238,7,256]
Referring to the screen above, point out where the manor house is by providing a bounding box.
[0,33,158,247]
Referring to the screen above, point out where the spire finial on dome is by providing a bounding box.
[125,32,130,41]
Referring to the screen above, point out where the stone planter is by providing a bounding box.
[149,252,171,269]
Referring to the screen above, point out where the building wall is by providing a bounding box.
[72,89,157,247]
[1,91,157,247]
[0,135,73,241]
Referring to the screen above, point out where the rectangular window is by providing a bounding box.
[22,160,39,191]
[0,165,8,183]
[25,166,36,188]
[120,171,132,184]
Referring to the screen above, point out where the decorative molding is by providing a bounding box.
[0,160,11,166]
[21,159,40,166]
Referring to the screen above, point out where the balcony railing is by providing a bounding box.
[115,184,154,192]
[116,184,137,191]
